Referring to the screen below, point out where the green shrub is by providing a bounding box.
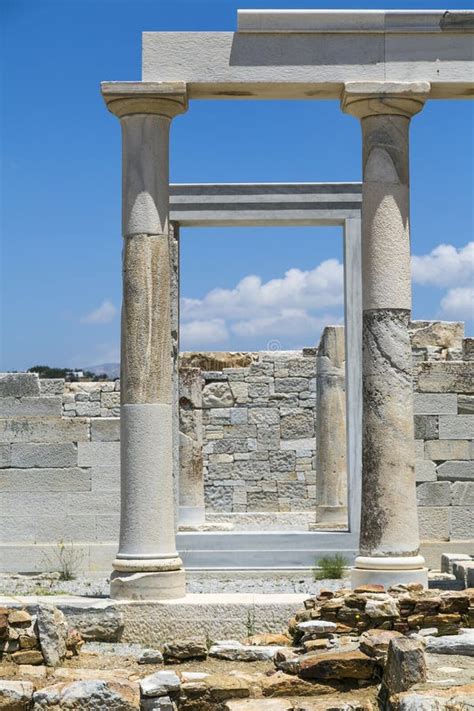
[313,554,347,580]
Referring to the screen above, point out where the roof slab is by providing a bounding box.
[142,10,474,100]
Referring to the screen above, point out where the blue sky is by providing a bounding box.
[1,0,473,370]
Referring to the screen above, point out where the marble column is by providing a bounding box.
[315,325,347,526]
[102,83,188,599]
[341,82,430,588]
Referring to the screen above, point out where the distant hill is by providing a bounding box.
[86,363,120,379]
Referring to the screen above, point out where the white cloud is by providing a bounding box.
[441,287,474,320]
[80,300,117,324]
[180,319,229,348]
[412,242,474,288]
[180,260,344,349]
[232,309,340,339]
[182,259,344,322]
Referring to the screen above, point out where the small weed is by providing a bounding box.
[42,539,84,581]
[313,554,347,580]
[245,608,256,638]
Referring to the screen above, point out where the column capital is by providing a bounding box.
[341,81,430,119]
[101,81,188,119]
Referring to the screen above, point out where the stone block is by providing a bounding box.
[90,418,120,441]
[438,415,474,439]
[458,395,474,414]
[0,372,40,397]
[247,382,269,399]
[425,439,472,461]
[414,415,438,440]
[0,417,89,443]
[0,513,97,544]
[440,552,472,573]
[452,481,474,506]
[280,411,315,439]
[67,490,120,515]
[256,425,280,450]
[0,396,62,417]
[229,381,248,404]
[229,408,247,425]
[417,362,473,393]
[10,443,77,468]
[247,490,279,510]
[414,440,424,459]
[418,507,450,540]
[413,393,458,415]
[274,377,309,393]
[269,451,295,472]
[40,378,65,395]
[277,481,306,499]
[0,467,91,492]
[202,382,234,408]
[0,492,67,516]
[204,486,233,511]
[382,637,426,694]
[462,337,474,360]
[76,401,101,417]
[414,460,437,482]
[280,438,315,452]
[450,507,474,539]
[248,408,279,425]
[101,391,120,408]
[437,461,474,481]
[224,425,256,439]
[96,515,120,540]
[409,321,464,349]
[416,481,451,506]
[288,358,316,377]
[77,442,120,466]
[0,443,10,468]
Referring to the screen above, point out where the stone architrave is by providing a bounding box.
[315,325,348,526]
[179,367,205,526]
[342,82,430,588]
[102,82,188,600]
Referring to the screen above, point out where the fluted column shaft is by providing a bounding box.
[102,83,188,599]
[342,82,430,587]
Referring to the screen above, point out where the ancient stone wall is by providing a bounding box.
[0,320,472,573]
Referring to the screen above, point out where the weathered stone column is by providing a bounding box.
[342,82,430,588]
[315,325,347,526]
[102,82,188,599]
[178,367,206,527]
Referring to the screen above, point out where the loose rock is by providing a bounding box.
[162,637,207,662]
[140,671,180,698]
[37,604,68,666]
[0,680,34,711]
[32,679,140,709]
[138,648,164,664]
[359,629,403,662]
[210,641,284,661]
[299,649,378,680]
[425,629,474,656]
[382,637,426,695]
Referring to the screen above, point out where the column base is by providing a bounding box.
[315,505,348,526]
[351,555,428,589]
[110,569,186,601]
[179,505,206,527]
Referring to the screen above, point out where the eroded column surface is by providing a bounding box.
[315,325,347,526]
[178,368,205,527]
[102,83,188,599]
[342,82,430,588]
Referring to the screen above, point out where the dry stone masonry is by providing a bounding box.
[0,321,472,575]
